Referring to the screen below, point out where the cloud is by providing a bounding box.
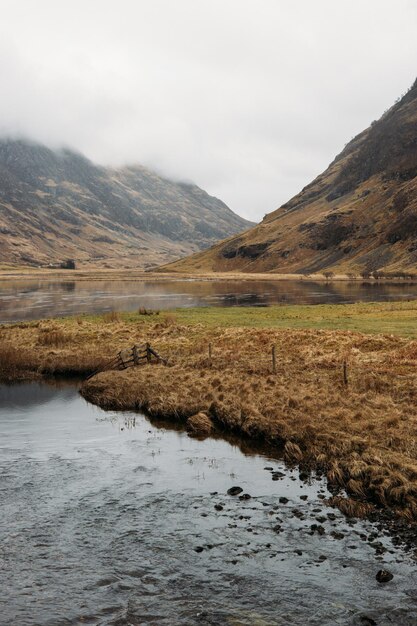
[0,0,416,220]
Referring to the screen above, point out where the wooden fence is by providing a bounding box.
[86,343,166,380]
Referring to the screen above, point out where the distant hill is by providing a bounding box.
[163,78,417,276]
[0,139,253,269]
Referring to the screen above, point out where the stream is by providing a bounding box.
[1,382,416,625]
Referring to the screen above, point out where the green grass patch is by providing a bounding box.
[54,300,417,339]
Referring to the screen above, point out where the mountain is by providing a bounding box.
[0,139,253,269]
[163,78,417,276]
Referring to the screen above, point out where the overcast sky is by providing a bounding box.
[0,0,416,221]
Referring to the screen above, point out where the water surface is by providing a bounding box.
[1,278,417,322]
[1,383,416,625]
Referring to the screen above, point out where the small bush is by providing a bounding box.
[60,259,76,270]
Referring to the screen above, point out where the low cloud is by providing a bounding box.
[0,0,416,220]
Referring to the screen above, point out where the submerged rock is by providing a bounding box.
[376,569,394,583]
[227,486,243,496]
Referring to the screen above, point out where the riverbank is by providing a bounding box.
[2,383,415,625]
[1,266,417,283]
[1,301,417,522]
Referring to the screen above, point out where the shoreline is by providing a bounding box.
[80,371,417,553]
[1,267,417,284]
[1,303,416,526]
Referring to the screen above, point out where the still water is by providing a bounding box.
[1,383,416,625]
[1,278,417,322]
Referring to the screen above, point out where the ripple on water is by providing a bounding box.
[0,383,416,626]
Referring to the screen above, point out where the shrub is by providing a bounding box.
[60,259,76,269]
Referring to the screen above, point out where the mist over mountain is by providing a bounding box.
[0,139,252,269]
[164,79,417,276]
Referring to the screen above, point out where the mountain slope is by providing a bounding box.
[0,139,253,268]
[164,78,417,275]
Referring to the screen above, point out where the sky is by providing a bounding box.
[0,0,416,222]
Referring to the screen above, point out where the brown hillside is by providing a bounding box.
[0,139,253,269]
[163,78,417,275]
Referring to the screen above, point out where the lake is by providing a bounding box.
[1,278,417,322]
[1,382,416,625]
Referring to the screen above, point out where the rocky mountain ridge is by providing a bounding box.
[0,139,252,268]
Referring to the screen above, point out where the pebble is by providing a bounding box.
[376,569,394,583]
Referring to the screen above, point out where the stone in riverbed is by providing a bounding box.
[239,493,251,500]
[227,486,243,496]
[359,617,377,626]
[279,497,289,504]
[376,569,393,583]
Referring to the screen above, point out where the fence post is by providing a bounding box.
[271,345,276,374]
[133,345,139,365]
[343,360,348,386]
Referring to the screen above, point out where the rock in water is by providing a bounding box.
[376,569,394,583]
[227,486,243,496]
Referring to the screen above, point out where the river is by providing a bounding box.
[1,278,417,322]
[1,382,416,625]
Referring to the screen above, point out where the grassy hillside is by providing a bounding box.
[0,139,253,269]
[163,78,417,276]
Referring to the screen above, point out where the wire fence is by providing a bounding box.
[88,339,415,391]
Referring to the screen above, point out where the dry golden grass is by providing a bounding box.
[37,329,73,347]
[81,323,417,520]
[1,311,417,519]
[102,311,121,323]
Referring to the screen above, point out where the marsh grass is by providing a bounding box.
[2,301,417,519]
[102,311,121,323]
[37,329,73,347]
[0,339,35,381]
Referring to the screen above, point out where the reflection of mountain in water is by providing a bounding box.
[1,279,417,322]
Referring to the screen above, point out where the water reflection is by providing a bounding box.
[1,278,417,322]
